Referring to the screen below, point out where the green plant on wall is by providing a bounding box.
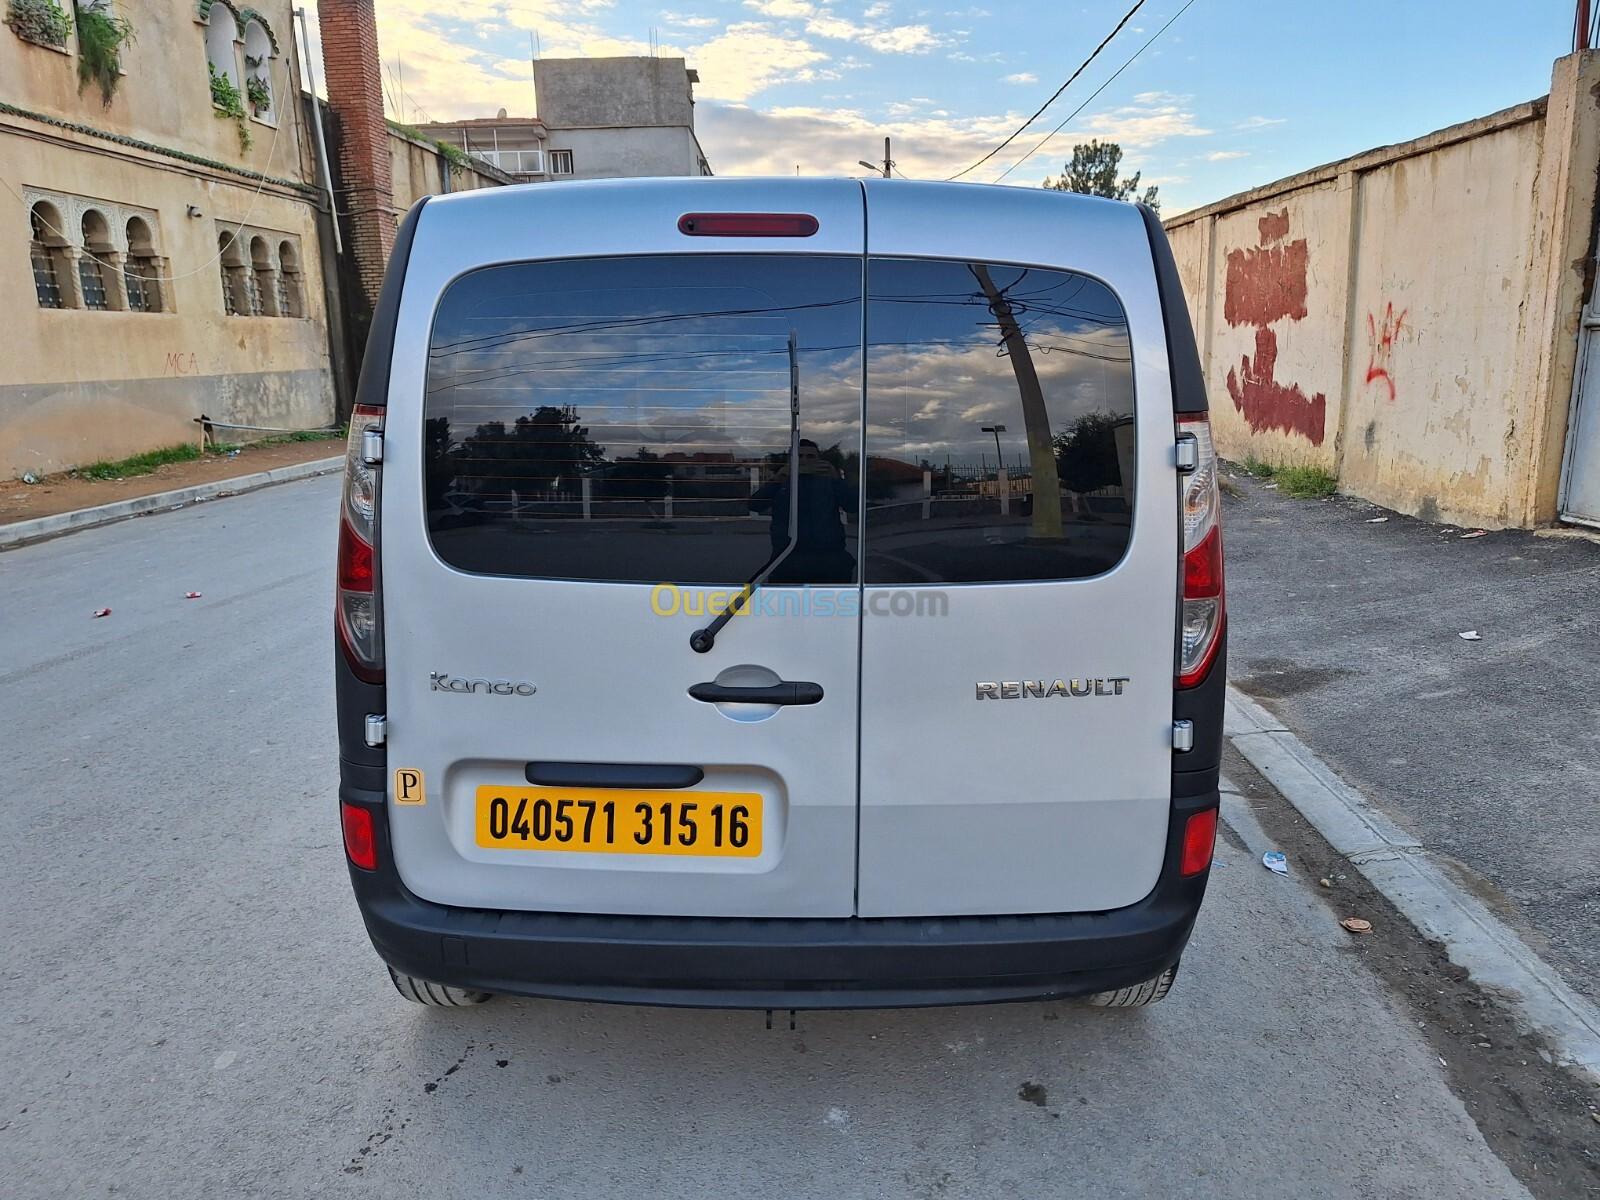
[74,2,134,107]
[245,74,271,116]
[387,119,471,177]
[209,62,252,152]
[6,0,73,48]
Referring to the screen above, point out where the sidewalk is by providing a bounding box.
[1222,473,1600,1003]
[0,436,343,528]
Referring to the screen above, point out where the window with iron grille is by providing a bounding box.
[243,270,263,316]
[125,261,158,313]
[32,244,64,309]
[254,265,278,314]
[31,205,66,309]
[79,256,110,310]
[221,260,239,315]
[275,239,304,317]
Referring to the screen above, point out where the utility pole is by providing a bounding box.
[1580,0,1593,50]
[857,137,893,179]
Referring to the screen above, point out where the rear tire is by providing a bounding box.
[1082,963,1178,1008]
[387,966,494,1007]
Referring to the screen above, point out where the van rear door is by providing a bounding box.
[378,181,865,918]
[856,182,1179,917]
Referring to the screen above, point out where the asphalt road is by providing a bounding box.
[0,477,1539,1199]
[1222,473,1600,1003]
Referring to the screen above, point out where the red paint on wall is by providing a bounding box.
[1257,208,1291,244]
[1363,303,1407,402]
[1223,240,1310,327]
[1225,328,1328,446]
[1221,208,1326,444]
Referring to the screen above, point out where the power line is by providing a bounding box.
[992,0,1199,183]
[946,0,1149,181]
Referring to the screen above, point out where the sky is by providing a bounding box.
[308,0,1577,214]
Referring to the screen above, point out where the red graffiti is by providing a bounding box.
[1226,328,1328,446]
[1222,208,1327,445]
[1257,209,1291,244]
[1223,240,1309,327]
[1363,303,1407,402]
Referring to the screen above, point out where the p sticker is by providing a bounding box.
[394,768,426,806]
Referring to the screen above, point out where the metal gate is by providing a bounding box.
[1562,305,1600,526]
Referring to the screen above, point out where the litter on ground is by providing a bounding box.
[1262,851,1288,875]
[1340,917,1374,934]
[92,608,111,618]
[1459,630,1483,641]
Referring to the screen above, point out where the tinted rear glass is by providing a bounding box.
[862,258,1135,584]
[423,256,862,585]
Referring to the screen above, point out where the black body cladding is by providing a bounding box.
[1138,203,1208,415]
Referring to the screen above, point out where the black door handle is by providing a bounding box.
[688,681,824,706]
[525,761,705,789]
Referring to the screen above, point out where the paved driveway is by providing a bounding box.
[0,478,1532,1198]
[1222,474,1600,1003]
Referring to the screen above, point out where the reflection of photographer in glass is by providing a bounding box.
[750,439,858,584]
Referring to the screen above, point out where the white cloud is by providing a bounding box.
[697,100,1026,178]
[1074,93,1210,147]
[745,0,946,53]
[1003,72,1037,84]
[661,11,720,28]
[688,23,830,101]
[1236,115,1286,130]
[1204,150,1248,161]
[744,0,817,15]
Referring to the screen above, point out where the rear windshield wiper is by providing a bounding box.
[690,331,800,654]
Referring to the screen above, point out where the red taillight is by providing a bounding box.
[341,801,377,870]
[338,518,373,592]
[1180,807,1218,876]
[1183,524,1224,599]
[678,212,820,237]
[1177,414,1225,688]
[337,404,384,682]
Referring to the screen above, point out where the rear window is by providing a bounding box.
[862,258,1135,584]
[423,255,862,585]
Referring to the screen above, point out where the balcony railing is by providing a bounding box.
[468,148,546,175]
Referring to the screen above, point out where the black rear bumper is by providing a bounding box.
[342,765,1218,1010]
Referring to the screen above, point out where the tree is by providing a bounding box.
[1044,140,1159,212]
[1054,411,1126,495]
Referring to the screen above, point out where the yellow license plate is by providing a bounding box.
[474,786,763,857]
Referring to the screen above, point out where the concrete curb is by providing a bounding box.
[1225,684,1600,1082]
[0,456,343,551]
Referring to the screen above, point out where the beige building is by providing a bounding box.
[1164,49,1600,530]
[416,56,712,184]
[2,0,345,479]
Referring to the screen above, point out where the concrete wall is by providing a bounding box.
[389,129,511,211]
[543,125,705,180]
[2,0,319,187]
[533,57,695,129]
[2,0,335,478]
[1166,51,1600,528]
